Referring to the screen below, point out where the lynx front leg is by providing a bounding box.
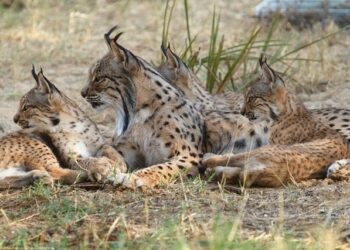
[202,152,285,187]
[96,144,127,174]
[111,153,201,189]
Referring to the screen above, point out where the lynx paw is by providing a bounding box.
[31,170,54,186]
[108,173,145,189]
[202,153,217,162]
[86,157,114,183]
[327,159,350,180]
[202,153,225,169]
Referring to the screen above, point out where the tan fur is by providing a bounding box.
[158,47,350,153]
[0,130,84,189]
[158,45,243,112]
[81,28,204,189]
[202,57,350,187]
[158,46,271,154]
[11,68,126,186]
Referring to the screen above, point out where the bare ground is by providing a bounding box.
[0,0,350,248]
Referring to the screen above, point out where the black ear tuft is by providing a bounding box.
[104,25,118,42]
[259,53,267,67]
[31,64,39,83]
[113,32,123,44]
[162,44,181,69]
[104,25,119,49]
[104,26,125,61]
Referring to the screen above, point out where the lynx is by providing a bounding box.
[81,27,205,189]
[158,45,350,153]
[10,67,126,187]
[202,56,349,187]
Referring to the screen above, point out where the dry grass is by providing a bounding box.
[1,180,350,249]
[0,0,350,248]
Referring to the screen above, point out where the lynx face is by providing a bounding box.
[81,56,129,113]
[14,67,81,131]
[241,57,286,121]
[81,31,139,136]
[13,70,63,129]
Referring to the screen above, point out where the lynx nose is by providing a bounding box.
[13,114,19,123]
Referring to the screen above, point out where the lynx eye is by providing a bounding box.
[22,105,29,111]
[94,78,105,85]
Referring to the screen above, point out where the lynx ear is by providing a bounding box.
[36,68,61,95]
[32,66,51,93]
[31,64,40,88]
[104,26,124,61]
[161,44,180,69]
[259,53,276,83]
[161,44,190,85]
[118,44,141,74]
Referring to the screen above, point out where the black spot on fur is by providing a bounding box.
[51,118,60,126]
[255,138,262,147]
[234,139,246,149]
[263,126,268,133]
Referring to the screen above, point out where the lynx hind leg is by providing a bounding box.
[0,169,53,189]
[25,145,85,185]
[212,166,242,183]
[96,145,127,174]
[327,159,350,181]
[212,163,269,187]
[202,153,246,169]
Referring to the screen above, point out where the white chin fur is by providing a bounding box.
[115,106,126,137]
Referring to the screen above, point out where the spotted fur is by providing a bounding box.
[13,67,126,184]
[158,46,271,154]
[158,46,350,153]
[81,27,205,189]
[0,130,84,189]
[203,56,350,187]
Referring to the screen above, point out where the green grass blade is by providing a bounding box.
[216,26,261,93]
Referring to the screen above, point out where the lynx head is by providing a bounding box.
[241,55,287,121]
[14,66,80,130]
[81,27,129,111]
[81,26,146,136]
[158,45,206,101]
